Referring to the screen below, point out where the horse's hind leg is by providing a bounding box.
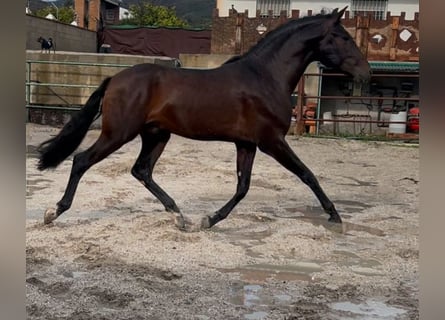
[201,141,257,229]
[131,129,185,227]
[44,133,132,224]
[259,137,342,223]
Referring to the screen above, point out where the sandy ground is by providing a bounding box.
[26,123,419,320]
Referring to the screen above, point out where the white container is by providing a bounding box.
[389,111,407,134]
[322,111,333,124]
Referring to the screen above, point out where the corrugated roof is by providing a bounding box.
[369,61,419,72]
[319,61,419,73]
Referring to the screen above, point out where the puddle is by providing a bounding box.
[212,228,272,242]
[333,250,381,266]
[71,271,89,279]
[244,311,268,320]
[219,262,321,283]
[218,263,316,318]
[227,282,295,320]
[329,300,407,319]
[212,227,273,258]
[332,250,385,275]
[280,206,385,237]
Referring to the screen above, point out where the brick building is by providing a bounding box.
[211,6,419,136]
[211,7,419,61]
[74,0,120,31]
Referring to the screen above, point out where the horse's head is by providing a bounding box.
[317,7,371,83]
[37,36,43,43]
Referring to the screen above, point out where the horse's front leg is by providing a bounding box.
[201,141,257,229]
[259,136,342,223]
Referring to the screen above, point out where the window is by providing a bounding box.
[257,0,291,17]
[105,10,115,23]
[351,0,388,20]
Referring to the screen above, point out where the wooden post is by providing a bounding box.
[294,78,306,135]
[389,16,399,60]
[355,15,370,58]
[235,14,243,54]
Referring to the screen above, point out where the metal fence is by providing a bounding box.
[26,59,420,139]
[293,72,420,138]
[25,60,134,113]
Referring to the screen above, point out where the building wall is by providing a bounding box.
[217,0,419,20]
[89,0,101,31]
[211,8,420,62]
[26,14,97,52]
[74,0,119,31]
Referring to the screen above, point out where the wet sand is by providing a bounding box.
[26,123,419,319]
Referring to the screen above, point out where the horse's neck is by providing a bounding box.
[249,26,321,94]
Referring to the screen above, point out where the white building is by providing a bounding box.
[119,7,132,20]
[216,0,419,20]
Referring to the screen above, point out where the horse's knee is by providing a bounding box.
[131,165,142,180]
[131,165,151,182]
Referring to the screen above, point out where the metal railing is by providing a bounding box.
[25,60,134,112]
[293,71,420,137]
[26,60,420,139]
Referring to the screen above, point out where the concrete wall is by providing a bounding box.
[27,50,177,105]
[26,14,97,53]
[26,50,177,126]
[179,54,234,69]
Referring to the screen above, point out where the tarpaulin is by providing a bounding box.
[97,26,211,58]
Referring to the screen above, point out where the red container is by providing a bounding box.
[407,107,420,133]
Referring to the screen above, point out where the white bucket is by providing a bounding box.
[323,111,333,124]
[389,111,407,134]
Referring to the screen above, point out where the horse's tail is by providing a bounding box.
[37,77,112,171]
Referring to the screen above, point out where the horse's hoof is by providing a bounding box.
[173,214,186,230]
[328,214,342,224]
[200,216,212,230]
[172,213,199,232]
[44,208,58,224]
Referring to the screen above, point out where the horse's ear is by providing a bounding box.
[323,6,347,34]
[334,6,348,22]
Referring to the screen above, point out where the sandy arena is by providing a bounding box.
[26,123,419,319]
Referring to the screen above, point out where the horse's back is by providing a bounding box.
[103,62,291,142]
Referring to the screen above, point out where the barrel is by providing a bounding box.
[407,107,420,133]
[388,111,407,134]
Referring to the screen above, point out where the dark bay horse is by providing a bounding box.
[37,7,371,229]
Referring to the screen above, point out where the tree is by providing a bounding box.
[120,1,188,28]
[35,5,76,24]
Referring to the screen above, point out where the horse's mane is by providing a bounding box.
[223,12,333,65]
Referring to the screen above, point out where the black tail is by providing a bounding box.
[37,77,112,171]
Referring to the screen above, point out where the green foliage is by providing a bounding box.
[123,0,215,28]
[35,6,76,24]
[120,1,188,27]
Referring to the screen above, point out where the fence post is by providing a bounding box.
[294,78,305,135]
[26,61,31,121]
